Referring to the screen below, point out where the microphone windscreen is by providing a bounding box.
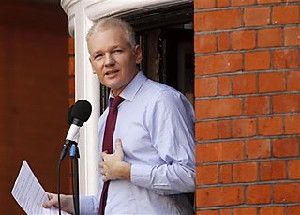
[71,100,92,122]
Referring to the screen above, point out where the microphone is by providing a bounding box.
[60,100,92,160]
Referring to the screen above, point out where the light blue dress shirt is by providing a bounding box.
[80,72,195,214]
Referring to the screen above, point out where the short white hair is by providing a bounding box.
[86,17,136,47]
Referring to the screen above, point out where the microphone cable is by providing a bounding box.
[57,157,63,215]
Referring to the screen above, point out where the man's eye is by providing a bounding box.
[94,54,104,60]
[113,49,123,54]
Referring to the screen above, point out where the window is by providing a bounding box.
[100,2,194,111]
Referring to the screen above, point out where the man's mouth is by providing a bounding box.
[105,70,118,76]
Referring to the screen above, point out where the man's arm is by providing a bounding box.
[43,193,98,215]
[42,193,74,214]
[130,90,195,195]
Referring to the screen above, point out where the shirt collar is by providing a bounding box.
[109,71,147,102]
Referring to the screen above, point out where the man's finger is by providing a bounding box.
[42,194,57,208]
[114,138,122,149]
[102,152,108,159]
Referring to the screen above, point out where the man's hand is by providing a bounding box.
[42,192,74,214]
[100,138,131,181]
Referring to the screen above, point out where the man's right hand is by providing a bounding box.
[42,192,74,214]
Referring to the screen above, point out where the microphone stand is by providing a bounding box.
[69,142,80,215]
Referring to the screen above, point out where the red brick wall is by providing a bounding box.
[194,0,300,214]
[0,2,70,213]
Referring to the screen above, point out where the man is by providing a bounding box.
[43,18,195,214]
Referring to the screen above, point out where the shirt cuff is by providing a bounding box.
[80,195,98,215]
[130,163,153,188]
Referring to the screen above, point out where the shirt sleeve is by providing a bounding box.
[130,89,195,195]
[80,195,98,215]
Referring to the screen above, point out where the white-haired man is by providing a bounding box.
[44,18,195,215]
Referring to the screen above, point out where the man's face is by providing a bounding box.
[88,27,142,96]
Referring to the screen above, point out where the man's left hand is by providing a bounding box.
[100,138,131,181]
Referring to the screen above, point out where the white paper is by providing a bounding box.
[11,161,69,215]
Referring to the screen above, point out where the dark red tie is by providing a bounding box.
[99,96,124,215]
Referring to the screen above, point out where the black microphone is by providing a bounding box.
[60,100,92,160]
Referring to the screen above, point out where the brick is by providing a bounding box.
[68,76,75,96]
[194,0,216,9]
[195,53,243,75]
[195,121,218,140]
[68,37,74,55]
[285,115,300,134]
[197,210,218,215]
[68,97,75,106]
[246,184,272,204]
[287,206,300,215]
[273,138,299,157]
[246,139,271,159]
[196,186,244,207]
[257,28,283,47]
[232,30,256,50]
[232,118,257,137]
[259,72,285,93]
[272,49,299,69]
[196,165,218,185]
[194,9,242,31]
[258,116,283,135]
[260,160,286,180]
[272,94,300,113]
[219,164,233,183]
[232,73,257,95]
[287,71,300,91]
[220,209,232,215]
[217,0,230,7]
[233,207,257,215]
[260,207,285,215]
[218,76,231,96]
[231,0,255,6]
[194,34,217,54]
[195,98,242,119]
[195,77,218,97]
[244,96,269,115]
[68,56,75,76]
[217,32,231,51]
[288,160,300,179]
[284,26,300,46]
[218,120,232,138]
[272,5,300,24]
[244,7,270,26]
[274,183,300,203]
[196,141,244,163]
[257,0,281,3]
[245,51,270,71]
[233,162,258,182]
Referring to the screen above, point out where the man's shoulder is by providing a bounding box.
[143,79,179,96]
[141,79,190,107]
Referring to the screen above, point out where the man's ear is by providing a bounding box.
[134,45,143,64]
[89,57,97,74]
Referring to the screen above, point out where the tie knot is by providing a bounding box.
[109,96,124,110]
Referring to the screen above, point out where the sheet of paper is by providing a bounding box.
[11,161,69,215]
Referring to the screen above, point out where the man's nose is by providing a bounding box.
[104,53,115,67]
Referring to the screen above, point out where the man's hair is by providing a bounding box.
[86,17,136,47]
